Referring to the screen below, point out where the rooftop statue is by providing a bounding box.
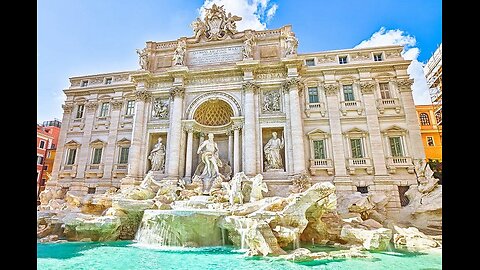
[190,4,242,42]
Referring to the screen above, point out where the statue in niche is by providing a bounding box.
[172,40,186,66]
[191,18,207,42]
[242,32,255,59]
[284,31,298,56]
[136,48,148,70]
[148,137,166,173]
[195,133,223,194]
[264,132,285,170]
[152,99,169,118]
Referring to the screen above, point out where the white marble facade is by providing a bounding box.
[48,6,425,215]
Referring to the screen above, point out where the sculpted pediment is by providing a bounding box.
[191,4,242,42]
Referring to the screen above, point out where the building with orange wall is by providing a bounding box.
[416,105,442,161]
[37,120,62,200]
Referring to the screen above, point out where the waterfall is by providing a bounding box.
[292,232,300,250]
[221,228,226,246]
[135,218,180,246]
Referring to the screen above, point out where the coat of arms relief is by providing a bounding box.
[191,4,242,42]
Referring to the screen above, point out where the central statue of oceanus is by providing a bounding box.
[193,133,223,194]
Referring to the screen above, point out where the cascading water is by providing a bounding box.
[135,218,180,246]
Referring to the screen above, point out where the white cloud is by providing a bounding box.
[199,0,278,31]
[355,27,432,105]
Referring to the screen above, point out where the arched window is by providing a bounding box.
[419,113,430,126]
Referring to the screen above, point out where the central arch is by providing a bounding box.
[185,92,242,120]
[194,99,234,126]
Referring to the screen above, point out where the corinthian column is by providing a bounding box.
[242,81,258,176]
[183,124,194,180]
[124,89,151,184]
[165,86,185,178]
[283,78,306,174]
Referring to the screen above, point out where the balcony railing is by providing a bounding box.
[85,163,104,178]
[305,102,326,117]
[112,163,128,178]
[376,98,401,114]
[346,158,373,175]
[70,118,85,131]
[94,116,110,129]
[340,100,363,116]
[309,159,333,175]
[386,156,415,174]
[59,164,77,178]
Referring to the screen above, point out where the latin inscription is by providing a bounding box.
[188,46,243,66]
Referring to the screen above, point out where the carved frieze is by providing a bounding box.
[360,81,376,94]
[262,90,281,113]
[256,72,286,80]
[186,75,242,85]
[114,74,130,82]
[351,52,370,61]
[316,55,336,63]
[385,49,402,59]
[323,84,339,96]
[152,98,170,119]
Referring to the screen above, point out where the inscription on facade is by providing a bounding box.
[188,46,242,66]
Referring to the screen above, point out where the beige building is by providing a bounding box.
[48,6,425,215]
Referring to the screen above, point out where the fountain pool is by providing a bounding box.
[37,241,442,270]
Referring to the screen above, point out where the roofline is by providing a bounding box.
[69,70,138,80]
[299,45,403,56]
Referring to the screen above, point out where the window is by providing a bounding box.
[398,186,410,207]
[126,100,135,115]
[76,104,84,118]
[357,186,368,194]
[105,78,112,85]
[350,138,363,158]
[419,113,430,126]
[435,110,442,124]
[47,151,51,158]
[39,140,45,149]
[389,137,404,157]
[305,59,315,66]
[343,85,354,101]
[87,187,96,194]
[373,53,383,61]
[92,148,103,164]
[119,147,130,164]
[66,148,77,165]
[308,87,319,103]
[43,165,48,170]
[379,83,391,99]
[81,80,88,87]
[426,136,435,146]
[99,102,109,117]
[313,140,326,159]
[37,156,44,165]
[339,56,348,64]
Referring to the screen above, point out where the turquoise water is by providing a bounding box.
[37,241,442,270]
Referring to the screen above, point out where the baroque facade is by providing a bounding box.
[48,5,425,215]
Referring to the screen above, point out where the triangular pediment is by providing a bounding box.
[307,128,328,135]
[382,125,407,135]
[89,139,106,146]
[65,140,81,147]
[117,138,131,145]
[344,127,367,135]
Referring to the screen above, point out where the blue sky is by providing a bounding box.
[37,0,442,123]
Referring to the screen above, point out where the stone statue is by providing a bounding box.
[249,174,268,202]
[243,32,255,59]
[172,40,186,66]
[148,137,166,172]
[191,18,207,41]
[284,31,298,56]
[225,12,242,36]
[152,99,169,118]
[222,172,248,206]
[264,132,285,170]
[196,133,223,194]
[136,48,148,70]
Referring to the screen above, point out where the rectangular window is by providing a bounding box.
[88,187,96,194]
[313,140,326,159]
[426,136,435,146]
[126,100,135,115]
[379,83,391,99]
[100,103,109,117]
[339,56,348,64]
[76,104,84,118]
[305,59,315,66]
[47,151,51,158]
[105,78,112,85]
[39,140,45,149]
[343,85,355,101]
[66,148,77,165]
[92,148,103,164]
[43,165,48,170]
[374,53,383,61]
[389,137,404,157]
[350,138,363,158]
[119,147,130,164]
[81,80,88,87]
[308,87,319,103]
[37,156,44,165]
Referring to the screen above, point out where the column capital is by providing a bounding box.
[182,122,194,133]
[281,77,304,93]
[134,90,152,102]
[62,104,73,113]
[360,81,375,94]
[85,101,98,112]
[396,79,414,92]
[323,83,340,96]
[170,86,185,99]
[242,81,259,94]
[111,100,124,110]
